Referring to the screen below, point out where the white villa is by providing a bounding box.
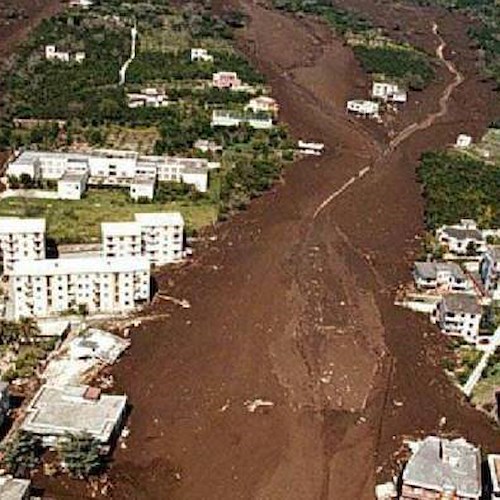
[455,134,473,149]
[435,293,482,343]
[45,45,86,63]
[211,110,273,130]
[346,99,380,117]
[127,88,169,108]
[0,217,46,274]
[191,48,214,63]
[102,212,184,266]
[7,149,216,199]
[245,96,279,116]
[21,384,127,447]
[436,219,487,256]
[7,256,151,320]
[371,82,407,103]
[480,246,500,301]
[413,261,472,292]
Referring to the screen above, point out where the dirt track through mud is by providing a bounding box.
[33,1,499,499]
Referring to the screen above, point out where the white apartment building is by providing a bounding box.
[57,171,88,200]
[130,177,155,201]
[371,82,407,103]
[436,219,487,256]
[127,88,169,108]
[346,99,380,117]
[102,213,184,265]
[413,261,472,292]
[211,110,274,130]
[7,150,212,196]
[436,293,482,343]
[8,256,150,320]
[0,217,46,274]
[191,48,214,63]
[480,246,500,301]
[135,212,184,265]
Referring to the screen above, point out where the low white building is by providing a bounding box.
[346,99,380,117]
[245,96,279,116]
[413,261,472,292]
[190,48,214,63]
[21,384,127,447]
[371,82,407,103]
[0,217,46,274]
[158,157,213,192]
[480,246,500,301]
[45,45,85,63]
[436,293,482,343]
[127,88,169,108]
[211,110,273,130]
[456,134,473,148]
[0,475,30,500]
[69,0,93,7]
[57,171,88,200]
[130,176,155,201]
[8,256,150,320]
[436,219,487,256]
[194,139,222,153]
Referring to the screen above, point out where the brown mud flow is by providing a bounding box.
[22,0,500,498]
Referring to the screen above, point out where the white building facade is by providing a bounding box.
[8,256,150,320]
[346,99,380,117]
[0,217,46,274]
[371,82,407,103]
[436,293,482,343]
[436,219,487,256]
[480,246,500,301]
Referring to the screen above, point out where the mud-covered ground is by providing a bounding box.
[10,0,500,498]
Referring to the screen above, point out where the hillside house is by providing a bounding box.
[456,134,473,148]
[401,436,481,500]
[212,71,242,90]
[436,293,482,343]
[0,217,46,274]
[127,88,169,108]
[45,45,85,63]
[194,139,222,153]
[211,110,273,130]
[191,48,214,63]
[69,0,93,7]
[480,246,500,301]
[413,261,472,292]
[372,82,407,103]
[245,96,279,116]
[21,384,127,448]
[436,219,487,256]
[346,99,380,117]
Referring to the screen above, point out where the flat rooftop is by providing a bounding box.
[0,217,45,234]
[21,384,127,443]
[101,221,141,237]
[11,256,150,277]
[0,476,30,500]
[135,212,184,227]
[403,436,481,498]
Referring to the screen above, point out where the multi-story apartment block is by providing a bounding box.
[7,150,214,198]
[413,261,472,292]
[480,246,500,301]
[401,436,481,500]
[102,213,184,266]
[436,293,482,343]
[135,212,184,265]
[436,219,487,256]
[0,217,46,273]
[7,256,150,320]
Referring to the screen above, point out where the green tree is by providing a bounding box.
[58,432,103,478]
[1,431,43,475]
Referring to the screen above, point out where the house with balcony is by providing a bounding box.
[436,293,482,344]
[413,261,472,292]
[0,217,46,274]
[401,436,482,500]
[480,246,500,301]
[436,219,487,256]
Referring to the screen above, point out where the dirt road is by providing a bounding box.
[39,1,500,499]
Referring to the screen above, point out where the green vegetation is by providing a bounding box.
[443,340,483,385]
[1,431,43,475]
[272,0,435,89]
[58,433,103,478]
[416,149,500,230]
[0,189,219,243]
[471,347,500,412]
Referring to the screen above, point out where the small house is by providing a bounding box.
[413,261,471,292]
[212,72,242,90]
[436,219,486,256]
[436,293,482,343]
[245,96,279,116]
[346,99,380,117]
[372,82,407,103]
[130,176,155,201]
[456,134,472,148]
[57,171,88,200]
[191,48,214,63]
